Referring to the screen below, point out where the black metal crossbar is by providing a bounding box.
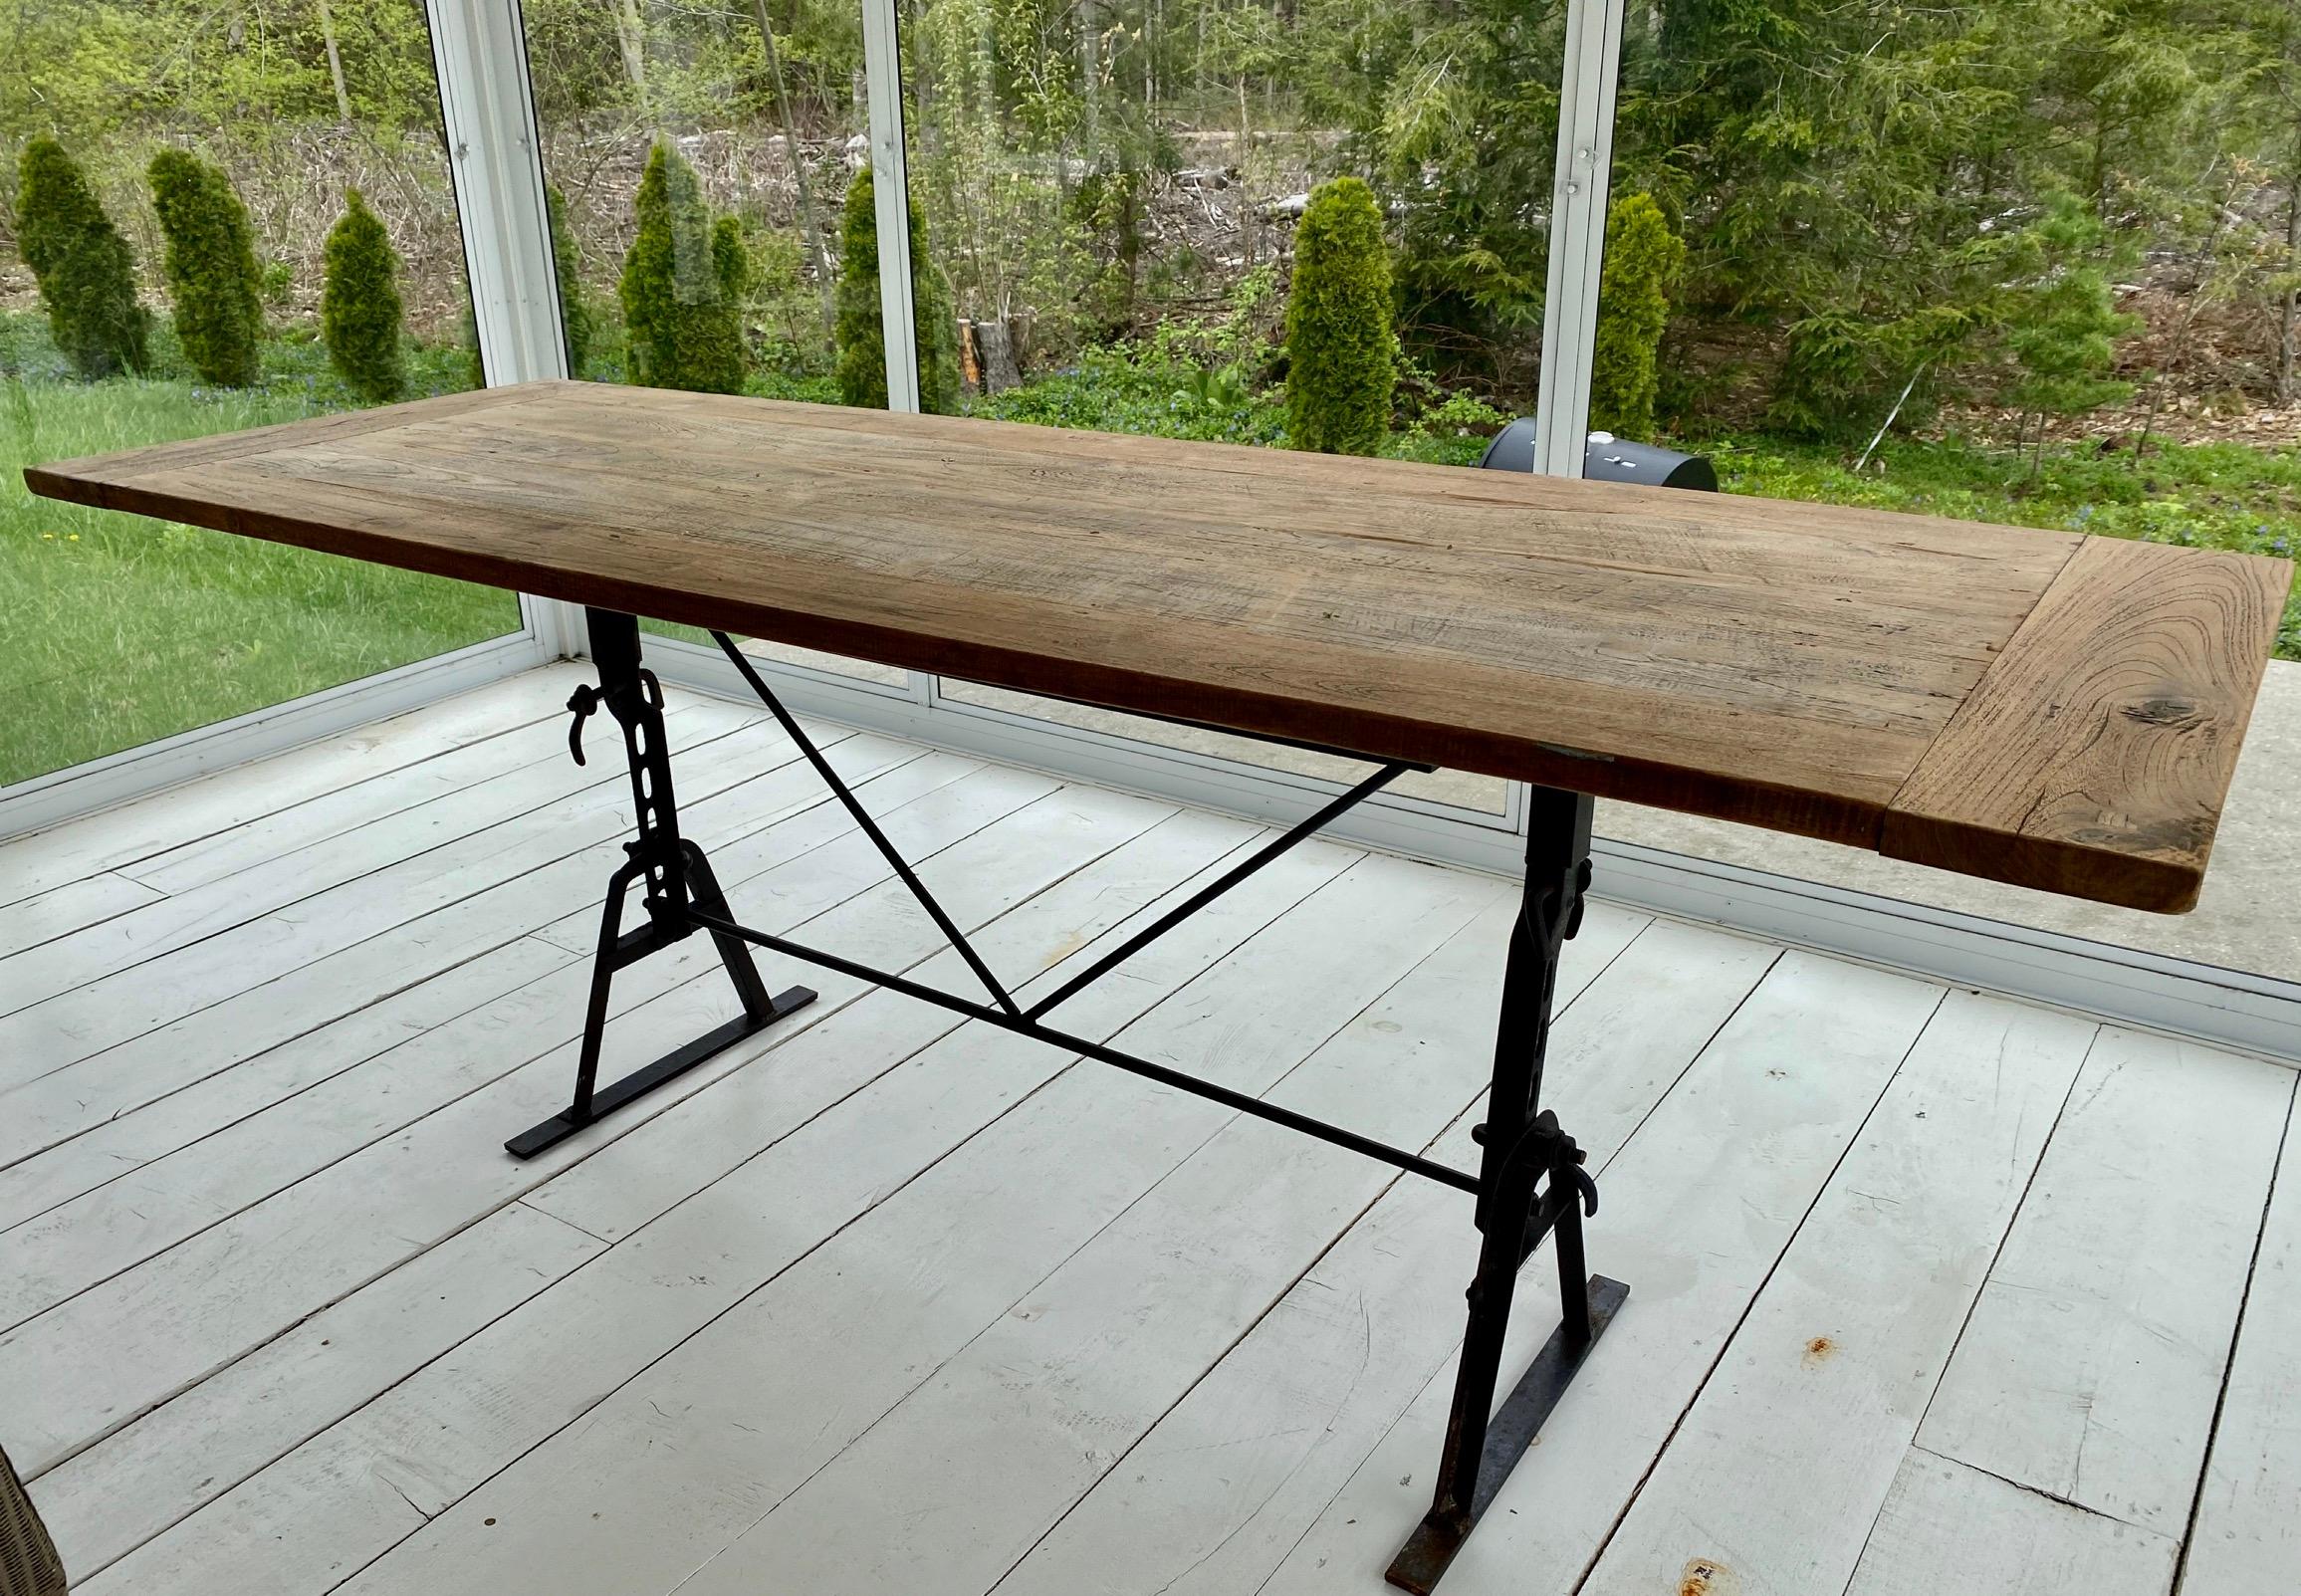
[506,609,1625,1593]
[683,903,1480,1193]
[712,630,1023,1018]
[1023,757,1414,1021]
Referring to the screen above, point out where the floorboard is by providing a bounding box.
[1914,1029,2294,1536]
[2,665,2293,1596]
[0,729,928,1167]
[78,838,1383,1595]
[0,751,1006,1325]
[1844,1449,2180,1596]
[0,668,580,911]
[1575,991,2098,1596]
[0,701,774,1082]
[0,872,165,962]
[987,914,1765,1596]
[1257,954,1947,1596]
[313,850,1474,1596]
[0,766,1104,1475]
[2178,1085,2301,1594]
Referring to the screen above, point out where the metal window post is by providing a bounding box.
[1530,0,1626,479]
[426,0,585,659]
[859,0,923,414]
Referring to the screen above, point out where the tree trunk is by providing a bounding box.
[316,0,352,123]
[749,0,837,344]
[2282,176,2301,401]
[1079,0,1101,159]
[613,0,651,105]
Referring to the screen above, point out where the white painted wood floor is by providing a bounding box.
[2,663,2296,1596]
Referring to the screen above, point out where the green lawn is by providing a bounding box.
[2,321,519,787]
[1712,433,2301,660]
[9,312,2297,792]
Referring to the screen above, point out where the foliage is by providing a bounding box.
[618,142,747,394]
[969,342,1287,445]
[835,168,890,408]
[148,149,265,388]
[833,166,963,412]
[1992,193,2142,433]
[5,0,446,143]
[1284,177,1394,455]
[320,189,406,403]
[1301,0,1566,383]
[14,138,147,380]
[1070,169,1149,342]
[547,183,593,378]
[736,222,829,367]
[1589,193,1683,439]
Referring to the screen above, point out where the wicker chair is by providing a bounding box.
[0,1443,66,1596]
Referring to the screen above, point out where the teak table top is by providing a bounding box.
[27,380,2292,912]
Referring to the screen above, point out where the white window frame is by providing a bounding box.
[8,0,2294,1060]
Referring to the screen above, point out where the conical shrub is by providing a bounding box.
[1284,176,1394,455]
[1589,192,1684,439]
[148,149,265,387]
[832,166,961,414]
[16,138,148,379]
[321,188,406,403]
[618,143,746,394]
[547,183,592,378]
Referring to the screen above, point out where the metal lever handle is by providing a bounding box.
[565,684,602,766]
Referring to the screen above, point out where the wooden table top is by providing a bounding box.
[26,380,2292,912]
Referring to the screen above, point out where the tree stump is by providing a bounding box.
[978,315,1022,393]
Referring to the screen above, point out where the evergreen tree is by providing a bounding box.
[321,187,406,402]
[1283,175,1393,455]
[1589,192,1684,439]
[15,137,148,379]
[147,149,265,387]
[832,166,962,413]
[834,169,887,408]
[547,182,592,378]
[1300,0,1565,381]
[913,211,963,415]
[1996,192,2142,459]
[618,142,747,394]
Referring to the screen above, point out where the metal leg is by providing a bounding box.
[1386,786,1628,1594]
[505,610,816,1160]
[505,622,1623,1576]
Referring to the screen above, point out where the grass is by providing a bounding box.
[1710,432,2301,659]
[2,313,517,787]
[9,306,2297,790]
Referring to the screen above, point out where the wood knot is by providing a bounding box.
[1802,1334,1836,1365]
[2121,696,2200,727]
[1681,1557,1740,1595]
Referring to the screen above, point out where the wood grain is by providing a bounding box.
[1884,537,2292,910]
[25,380,2291,907]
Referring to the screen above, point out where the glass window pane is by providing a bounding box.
[518,0,897,686]
[3,1,519,790]
[896,0,1572,816]
[1595,4,2300,980]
